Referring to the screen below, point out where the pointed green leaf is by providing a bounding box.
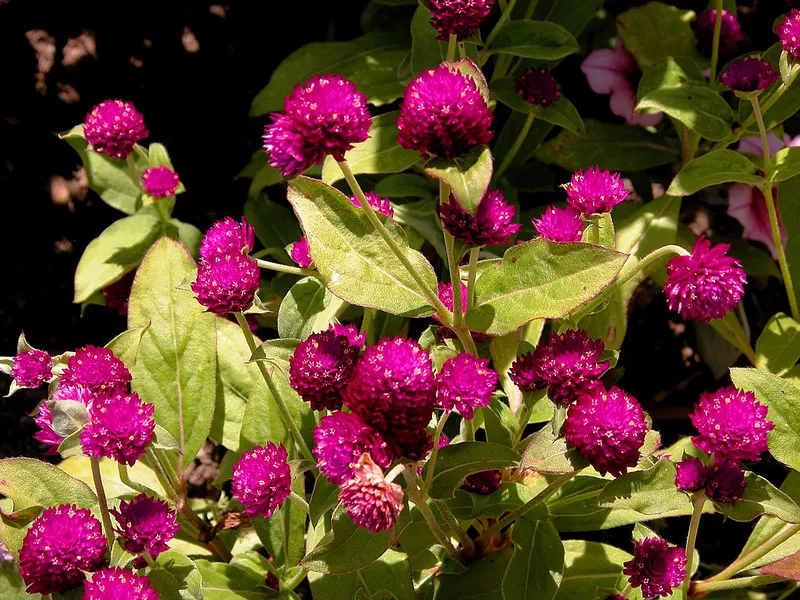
[755,312,800,375]
[715,472,800,523]
[768,147,800,183]
[278,277,334,340]
[424,145,493,215]
[425,442,520,499]
[637,85,733,141]
[617,3,704,69]
[667,150,761,196]
[597,460,690,515]
[486,20,578,60]
[502,519,564,600]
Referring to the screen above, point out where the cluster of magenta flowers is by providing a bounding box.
[192,216,261,314]
[692,8,744,56]
[777,9,800,58]
[439,188,520,247]
[84,568,159,600]
[110,493,179,568]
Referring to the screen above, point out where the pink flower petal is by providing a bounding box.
[728,184,786,259]
[738,133,790,157]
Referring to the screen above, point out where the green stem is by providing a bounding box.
[613,245,689,290]
[403,468,461,562]
[118,464,150,495]
[498,0,507,9]
[447,34,457,62]
[466,247,480,312]
[289,491,309,513]
[485,0,517,49]
[283,566,309,591]
[463,418,476,442]
[515,404,533,440]
[683,494,706,594]
[144,449,177,501]
[523,0,538,20]
[705,522,800,583]
[255,258,320,279]
[435,499,474,551]
[143,551,158,569]
[361,308,375,336]
[235,312,313,461]
[423,411,450,494]
[458,42,466,60]
[752,96,772,175]
[90,457,116,550]
[589,216,601,245]
[338,160,450,321]
[721,316,757,365]
[126,155,141,191]
[709,0,723,82]
[495,112,534,180]
[693,575,783,595]
[620,583,632,598]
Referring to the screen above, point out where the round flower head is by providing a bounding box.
[342,337,436,437]
[623,537,687,599]
[440,188,520,247]
[231,442,291,518]
[509,329,610,405]
[351,191,394,218]
[721,57,779,93]
[263,75,371,177]
[192,253,260,314]
[690,385,773,462]
[564,166,630,215]
[61,345,132,396]
[12,347,52,388]
[102,270,136,316]
[515,67,561,107]
[199,217,255,261]
[693,9,743,56]
[532,205,584,243]
[339,454,404,533]
[564,386,648,477]
[663,236,746,322]
[84,99,148,159]
[109,494,179,565]
[19,504,107,595]
[675,457,710,493]
[397,63,493,159]
[80,391,155,466]
[777,10,800,58]
[34,383,95,454]
[141,166,180,198]
[312,411,393,485]
[460,469,502,495]
[290,237,313,268]
[428,0,495,41]
[436,353,498,420]
[705,461,747,503]
[83,568,158,600]
[289,325,365,411]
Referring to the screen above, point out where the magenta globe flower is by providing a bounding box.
[777,10,800,58]
[11,347,52,388]
[312,411,393,485]
[439,188,520,246]
[532,205,584,243]
[623,537,687,599]
[515,68,561,107]
[460,469,502,495]
[564,386,648,477]
[83,568,158,600]
[290,237,314,268]
[351,191,394,218]
[19,504,107,595]
[675,457,710,493]
[110,494,179,566]
[80,391,156,466]
[84,99,148,159]
[192,253,261,314]
[564,166,630,215]
[721,57,779,93]
[693,9,743,56]
[690,386,773,462]
[663,237,746,322]
[61,344,132,396]
[397,63,493,159]
[428,0,496,41]
[199,217,255,261]
[141,166,180,198]
[231,442,291,518]
[436,353,497,420]
[705,461,747,503]
[339,454,404,533]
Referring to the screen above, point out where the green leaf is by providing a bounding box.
[287,177,438,318]
[128,237,217,469]
[637,86,733,141]
[502,519,564,600]
[374,173,435,198]
[0,458,97,512]
[196,560,270,600]
[491,77,584,136]
[520,420,588,474]
[716,472,800,523]
[244,195,301,264]
[527,0,605,37]
[0,562,32,599]
[467,240,627,336]
[637,56,706,100]
[768,147,800,183]
[250,33,409,115]
[424,145,493,215]
[740,471,800,569]
[149,550,204,600]
[425,442,520,499]
[107,324,151,373]
[755,312,800,375]
[730,368,800,472]
[486,20,578,60]
[309,474,340,527]
[74,211,162,303]
[249,338,300,373]
[435,549,512,599]
[322,112,419,184]
[308,549,415,600]
[278,277,334,339]
[556,540,631,600]
[597,460,690,515]
[170,220,202,258]
[738,44,800,131]
[759,547,800,582]
[536,119,678,172]
[667,150,761,196]
[392,198,447,259]
[617,2,704,69]
[254,476,306,567]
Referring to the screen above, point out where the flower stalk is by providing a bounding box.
[90,457,116,550]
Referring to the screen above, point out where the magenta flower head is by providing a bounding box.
[532,205,584,243]
[339,454,404,533]
[141,166,180,198]
[312,411,393,485]
[623,537,687,599]
[705,461,747,503]
[62,345,132,396]
[83,568,158,600]
[397,63,493,159]
[263,75,372,177]
[436,353,497,420]
[290,237,314,268]
[721,57,779,93]
[83,99,148,159]
[109,494,179,565]
[192,253,261,314]
[440,188,520,246]
[289,324,365,411]
[564,386,648,477]
[693,9,743,56]
[460,469,502,495]
[343,337,436,437]
[515,67,561,107]
[80,391,155,466]
[102,270,136,316]
[231,442,291,518]
[428,0,495,41]
[199,217,255,261]
[690,385,773,462]
[509,329,610,405]
[351,191,394,218]
[564,166,630,215]
[777,10,800,58]
[663,236,746,322]
[675,457,710,493]
[12,347,52,388]
[19,504,107,595]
